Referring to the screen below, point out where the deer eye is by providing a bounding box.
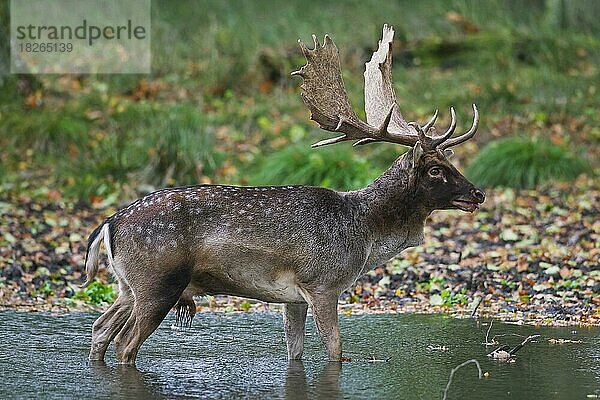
[428,167,442,177]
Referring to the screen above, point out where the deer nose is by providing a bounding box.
[471,187,485,203]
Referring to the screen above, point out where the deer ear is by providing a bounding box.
[444,148,454,159]
[412,141,423,168]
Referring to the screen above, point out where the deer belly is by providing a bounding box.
[192,269,305,303]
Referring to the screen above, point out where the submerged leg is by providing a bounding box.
[283,303,308,360]
[285,361,309,400]
[114,302,173,365]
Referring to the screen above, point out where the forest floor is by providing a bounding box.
[1,176,598,327]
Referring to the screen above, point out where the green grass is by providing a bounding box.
[0,0,599,201]
[250,143,399,190]
[466,136,593,189]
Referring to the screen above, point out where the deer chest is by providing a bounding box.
[365,228,424,269]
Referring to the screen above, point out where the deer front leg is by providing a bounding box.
[283,303,308,360]
[308,293,343,361]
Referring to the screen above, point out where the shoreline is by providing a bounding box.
[2,295,598,328]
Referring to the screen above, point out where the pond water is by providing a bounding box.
[0,310,598,399]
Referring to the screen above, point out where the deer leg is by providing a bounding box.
[307,294,342,361]
[89,283,134,361]
[114,303,170,365]
[113,311,137,364]
[114,269,191,365]
[89,296,133,361]
[283,303,308,360]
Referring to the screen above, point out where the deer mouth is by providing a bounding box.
[451,199,481,212]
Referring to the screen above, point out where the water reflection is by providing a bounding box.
[285,361,341,400]
[89,360,342,399]
[1,312,598,399]
[89,361,165,399]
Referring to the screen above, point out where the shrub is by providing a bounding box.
[466,136,592,189]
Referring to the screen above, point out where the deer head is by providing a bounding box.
[292,24,485,213]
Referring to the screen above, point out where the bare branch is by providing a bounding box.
[442,359,482,400]
[483,320,494,346]
[486,334,540,361]
[509,334,540,355]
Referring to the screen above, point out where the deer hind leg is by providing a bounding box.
[114,266,191,365]
[283,303,308,360]
[89,277,134,361]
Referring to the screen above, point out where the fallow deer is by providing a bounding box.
[84,24,484,365]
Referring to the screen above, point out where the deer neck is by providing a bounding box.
[349,155,429,235]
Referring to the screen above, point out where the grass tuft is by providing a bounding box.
[466,136,592,189]
[250,143,397,190]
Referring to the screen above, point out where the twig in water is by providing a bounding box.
[427,345,449,352]
[490,333,527,342]
[442,359,482,400]
[487,334,540,361]
[483,320,495,346]
[509,334,540,356]
[366,355,391,363]
[548,338,582,344]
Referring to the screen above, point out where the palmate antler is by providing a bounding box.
[291,24,478,150]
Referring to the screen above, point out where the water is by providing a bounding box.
[0,311,598,399]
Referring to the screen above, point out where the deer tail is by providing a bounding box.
[81,222,114,288]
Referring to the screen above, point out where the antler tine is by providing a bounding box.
[311,135,347,148]
[407,121,427,143]
[432,107,457,147]
[440,104,479,149]
[296,40,310,60]
[352,104,394,147]
[422,109,439,133]
[353,104,419,147]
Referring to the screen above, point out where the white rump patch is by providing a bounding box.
[101,224,114,267]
